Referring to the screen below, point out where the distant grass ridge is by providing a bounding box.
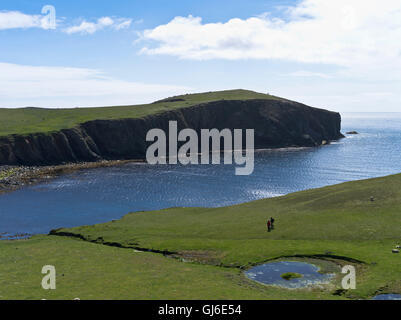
[0,89,279,137]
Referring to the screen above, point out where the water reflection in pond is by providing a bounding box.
[245,261,335,289]
[372,294,401,300]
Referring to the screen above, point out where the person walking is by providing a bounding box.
[267,219,271,232]
[270,217,275,229]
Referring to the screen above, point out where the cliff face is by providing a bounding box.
[0,99,343,166]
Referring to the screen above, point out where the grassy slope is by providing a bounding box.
[1,173,400,299]
[0,235,333,300]
[0,89,278,137]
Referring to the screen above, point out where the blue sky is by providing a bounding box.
[1,0,400,112]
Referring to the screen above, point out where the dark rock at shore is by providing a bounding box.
[346,131,359,134]
[0,99,344,166]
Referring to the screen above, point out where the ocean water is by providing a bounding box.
[1,113,401,237]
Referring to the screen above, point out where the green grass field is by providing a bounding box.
[0,89,279,137]
[1,173,400,300]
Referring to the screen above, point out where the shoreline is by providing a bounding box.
[1,172,400,299]
[0,159,142,196]
[0,142,346,240]
[0,145,333,196]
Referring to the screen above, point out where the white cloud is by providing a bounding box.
[114,18,133,30]
[0,10,132,33]
[0,63,190,108]
[0,10,53,30]
[139,0,401,71]
[286,71,332,79]
[64,17,132,35]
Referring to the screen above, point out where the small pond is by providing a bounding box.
[372,294,401,300]
[245,261,335,289]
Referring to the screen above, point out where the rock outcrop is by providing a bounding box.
[0,99,343,166]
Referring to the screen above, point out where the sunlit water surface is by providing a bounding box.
[1,113,401,237]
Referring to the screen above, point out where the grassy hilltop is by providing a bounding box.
[0,89,279,137]
[1,173,400,300]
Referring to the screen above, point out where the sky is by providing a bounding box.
[0,0,400,112]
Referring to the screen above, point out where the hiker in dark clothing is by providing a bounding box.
[270,217,275,229]
[267,220,271,232]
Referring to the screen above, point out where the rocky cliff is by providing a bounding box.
[0,99,343,166]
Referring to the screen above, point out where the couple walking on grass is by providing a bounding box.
[267,217,275,232]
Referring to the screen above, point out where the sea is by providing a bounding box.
[1,113,401,238]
